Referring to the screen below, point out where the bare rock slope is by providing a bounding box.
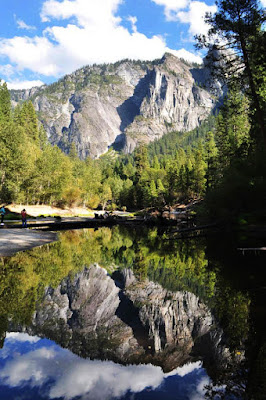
[11,53,222,158]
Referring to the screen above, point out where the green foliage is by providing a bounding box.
[196,0,266,147]
[193,0,266,220]
[147,114,216,161]
[0,78,220,209]
[0,81,11,122]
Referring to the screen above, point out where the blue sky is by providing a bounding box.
[0,0,265,89]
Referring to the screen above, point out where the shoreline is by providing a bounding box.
[0,229,58,257]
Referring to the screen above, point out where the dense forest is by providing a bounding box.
[0,0,265,223]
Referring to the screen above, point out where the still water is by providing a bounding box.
[0,226,265,399]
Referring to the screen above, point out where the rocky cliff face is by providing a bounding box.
[22,265,232,373]
[10,53,222,159]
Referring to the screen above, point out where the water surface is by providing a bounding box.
[0,226,265,399]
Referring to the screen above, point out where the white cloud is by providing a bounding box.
[167,48,202,64]
[152,0,217,36]
[0,343,209,400]
[166,361,202,377]
[0,0,207,89]
[0,64,16,79]
[0,36,58,76]
[177,1,217,37]
[0,346,165,400]
[6,332,41,343]
[151,0,189,20]
[260,0,266,6]
[0,0,168,80]
[127,16,138,33]
[41,0,123,28]
[0,333,210,400]
[16,19,36,31]
[189,376,210,400]
[6,80,44,90]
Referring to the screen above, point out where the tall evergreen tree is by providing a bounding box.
[196,0,266,145]
[0,81,11,123]
[204,131,218,190]
[17,101,40,144]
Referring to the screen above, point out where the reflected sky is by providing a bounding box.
[0,333,209,400]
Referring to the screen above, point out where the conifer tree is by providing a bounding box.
[215,91,250,171]
[0,81,11,123]
[134,144,149,183]
[17,101,40,144]
[192,149,207,197]
[196,0,266,145]
[205,131,218,190]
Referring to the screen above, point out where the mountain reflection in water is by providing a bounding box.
[0,226,265,399]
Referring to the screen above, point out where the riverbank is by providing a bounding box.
[6,204,94,218]
[0,229,58,257]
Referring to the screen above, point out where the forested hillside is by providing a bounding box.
[0,79,215,210]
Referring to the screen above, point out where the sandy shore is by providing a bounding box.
[7,204,93,217]
[0,229,58,257]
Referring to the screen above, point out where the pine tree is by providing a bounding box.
[205,131,218,190]
[134,144,149,183]
[196,0,266,145]
[69,142,78,159]
[0,81,11,123]
[215,91,250,171]
[17,101,40,144]
[191,149,207,197]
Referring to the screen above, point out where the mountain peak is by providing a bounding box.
[10,55,222,159]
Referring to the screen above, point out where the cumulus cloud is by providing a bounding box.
[152,0,217,37]
[6,332,41,343]
[167,48,202,64]
[177,1,217,37]
[0,334,208,400]
[0,0,206,88]
[16,19,37,31]
[0,346,165,400]
[6,80,44,90]
[41,0,123,28]
[0,36,58,76]
[0,64,16,79]
[127,16,138,33]
[0,0,169,79]
[166,361,202,377]
[189,376,210,400]
[151,0,189,20]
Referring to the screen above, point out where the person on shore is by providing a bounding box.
[0,206,5,225]
[21,209,27,228]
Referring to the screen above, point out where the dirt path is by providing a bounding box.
[0,229,58,257]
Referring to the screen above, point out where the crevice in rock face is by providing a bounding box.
[109,132,126,152]
[159,75,168,101]
[57,94,81,155]
[116,70,153,133]
[115,291,154,354]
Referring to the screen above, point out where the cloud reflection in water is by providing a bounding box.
[0,333,209,400]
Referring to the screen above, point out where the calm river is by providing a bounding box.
[0,226,265,399]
